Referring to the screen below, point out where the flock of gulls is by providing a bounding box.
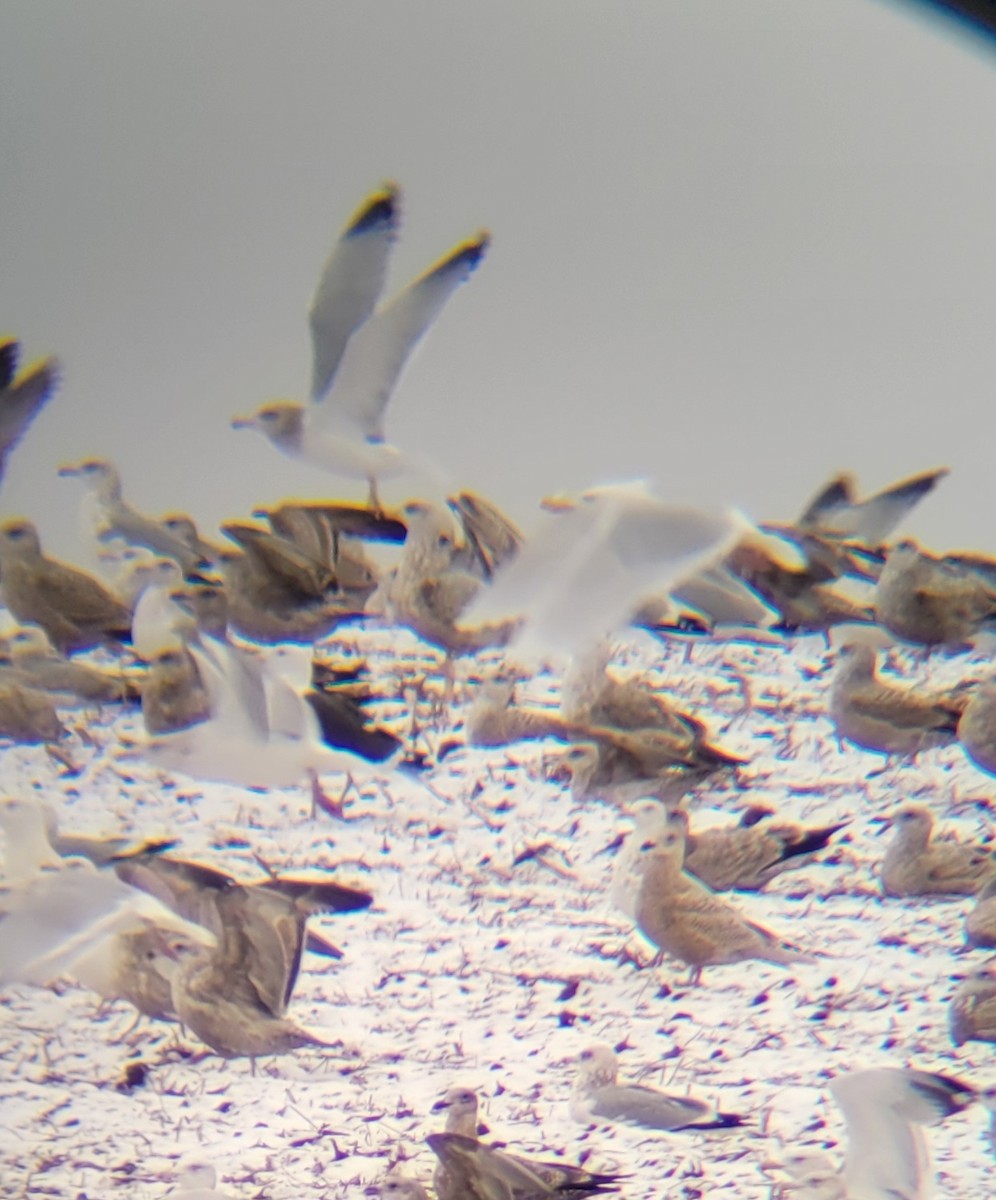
[2,184,996,1199]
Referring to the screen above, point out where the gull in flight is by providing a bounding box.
[461,482,749,663]
[0,337,59,487]
[232,183,489,508]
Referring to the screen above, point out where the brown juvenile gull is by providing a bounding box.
[634,824,814,983]
[830,1066,976,1200]
[57,458,204,572]
[465,679,573,747]
[569,1043,743,1131]
[966,876,996,949]
[955,677,996,777]
[829,642,963,762]
[549,726,738,808]
[0,517,133,653]
[141,645,211,735]
[115,851,373,1016]
[431,1086,623,1200]
[0,856,214,987]
[0,337,59,485]
[949,963,996,1047]
[367,1178,430,1200]
[382,499,517,657]
[4,624,140,703]
[0,678,65,743]
[448,490,524,579]
[878,804,996,898]
[665,805,847,893]
[874,538,996,648]
[428,1134,619,1200]
[232,183,489,508]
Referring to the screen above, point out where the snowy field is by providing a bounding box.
[1,624,994,1199]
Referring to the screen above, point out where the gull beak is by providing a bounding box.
[230,413,255,430]
[56,462,83,477]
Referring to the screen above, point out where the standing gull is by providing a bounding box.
[634,824,814,983]
[569,1043,743,1131]
[5,624,140,704]
[0,517,133,653]
[232,183,489,507]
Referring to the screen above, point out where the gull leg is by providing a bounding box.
[366,476,383,516]
[309,769,357,820]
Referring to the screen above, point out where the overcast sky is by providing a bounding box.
[3,1,996,562]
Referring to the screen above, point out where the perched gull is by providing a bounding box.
[141,646,211,735]
[57,458,203,572]
[4,624,140,703]
[232,183,489,507]
[431,1086,623,1200]
[874,539,996,648]
[0,338,59,486]
[878,804,995,898]
[0,517,133,653]
[965,876,996,949]
[956,678,996,777]
[462,483,749,662]
[569,1043,743,1132]
[830,1067,976,1200]
[0,678,65,744]
[829,643,963,762]
[634,823,814,983]
[949,963,996,1047]
[666,805,847,893]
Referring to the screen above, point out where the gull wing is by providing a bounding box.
[310,233,489,441]
[309,185,400,402]
[0,353,60,481]
[585,1082,715,1131]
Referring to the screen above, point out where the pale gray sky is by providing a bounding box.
[3,1,996,561]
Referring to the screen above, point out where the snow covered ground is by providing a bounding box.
[2,625,994,1198]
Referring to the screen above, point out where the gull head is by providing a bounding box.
[56,457,119,488]
[366,1177,429,1200]
[548,742,598,787]
[8,624,54,660]
[431,1086,479,1118]
[575,1043,619,1089]
[231,403,305,450]
[0,517,43,560]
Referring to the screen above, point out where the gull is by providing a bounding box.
[141,645,211,735]
[830,1067,976,1200]
[0,678,65,744]
[966,876,996,949]
[795,467,949,545]
[4,624,140,703]
[634,823,814,983]
[878,804,995,898]
[232,183,489,508]
[57,458,203,572]
[465,679,572,747]
[461,483,749,662]
[956,677,996,777]
[117,852,371,1022]
[136,632,393,795]
[382,499,516,658]
[0,517,133,653]
[875,539,996,648]
[0,856,213,988]
[447,490,524,579]
[665,805,847,893]
[367,1178,430,1200]
[829,643,963,762]
[431,1086,624,1200]
[0,338,59,485]
[949,963,996,1047]
[569,1043,743,1132]
[130,556,192,658]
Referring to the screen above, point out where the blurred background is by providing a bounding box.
[3,0,996,558]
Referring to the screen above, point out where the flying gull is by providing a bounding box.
[232,183,489,508]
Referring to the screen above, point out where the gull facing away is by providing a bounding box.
[570,1043,743,1132]
[460,482,749,662]
[232,183,489,507]
[829,1067,976,1200]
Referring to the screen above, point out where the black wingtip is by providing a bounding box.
[346,184,401,238]
[0,337,19,390]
